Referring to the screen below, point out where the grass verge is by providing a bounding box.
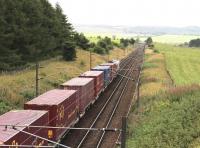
[127,48,200,148]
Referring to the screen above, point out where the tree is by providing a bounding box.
[63,41,76,61]
[120,38,129,48]
[93,46,106,54]
[0,0,76,70]
[74,33,90,50]
[55,3,76,60]
[129,38,135,45]
[189,38,200,47]
[145,37,153,46]
[95,37,113,54]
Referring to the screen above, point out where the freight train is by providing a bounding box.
[0,60,120,147]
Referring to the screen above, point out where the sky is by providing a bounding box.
[48,0,200,27]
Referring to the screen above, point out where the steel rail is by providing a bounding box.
[115,45,145,145]
[96,56,138,148]
[77,49,139,148]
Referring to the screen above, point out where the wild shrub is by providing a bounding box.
[0,100,12,114]
[153,49,160,53]
[20,89,35,101]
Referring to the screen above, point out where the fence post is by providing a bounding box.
[121,116,127,148]
[136,80,140,109]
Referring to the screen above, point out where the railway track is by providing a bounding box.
[61,44,144,148]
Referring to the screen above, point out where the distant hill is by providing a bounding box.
[75,25,200,35]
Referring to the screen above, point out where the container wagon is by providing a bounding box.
[0,110,48,147]
[100,63,118,80]
[109,60,120,71]
[91,65,111,87]
[60,77,95,116]
[79,71,104,98]
[24,89,78,141]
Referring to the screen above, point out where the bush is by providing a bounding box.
[0,100,13,115]
[80,60,85,67]
[93,46,106,54]
[20,89,35,101]
[153,49,160,53]
[189,38,200,47]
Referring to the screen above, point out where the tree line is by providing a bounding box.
[74,33,135,54]
[0,0,136,71]
[0,0,75,71]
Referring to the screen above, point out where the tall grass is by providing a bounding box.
[0,48,133,114]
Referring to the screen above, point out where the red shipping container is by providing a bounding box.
[79,71,104,97]
[100,63,118,79]
[24,89,78,141]
[60,77,95,115]
[0,110,48,147]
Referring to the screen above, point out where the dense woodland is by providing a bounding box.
[0,0,78,70]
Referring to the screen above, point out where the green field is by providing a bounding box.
[84,32,200,44]
[86,36,120,44]
[152,35,200,44]
[127,45,200,148]
[156,43,200,85]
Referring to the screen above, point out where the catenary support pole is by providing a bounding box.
[90,50,92,69]
[35,61,39,97]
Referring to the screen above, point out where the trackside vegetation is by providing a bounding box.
[0,47,133,115]
[127,45,200,148]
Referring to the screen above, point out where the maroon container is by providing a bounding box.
[79,71,104,97]
[0,110,48,147]
[60,77,95,115]
[100,63,117,79]
[24,89,78,141]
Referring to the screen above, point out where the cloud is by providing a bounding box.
[48,0,200,27]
